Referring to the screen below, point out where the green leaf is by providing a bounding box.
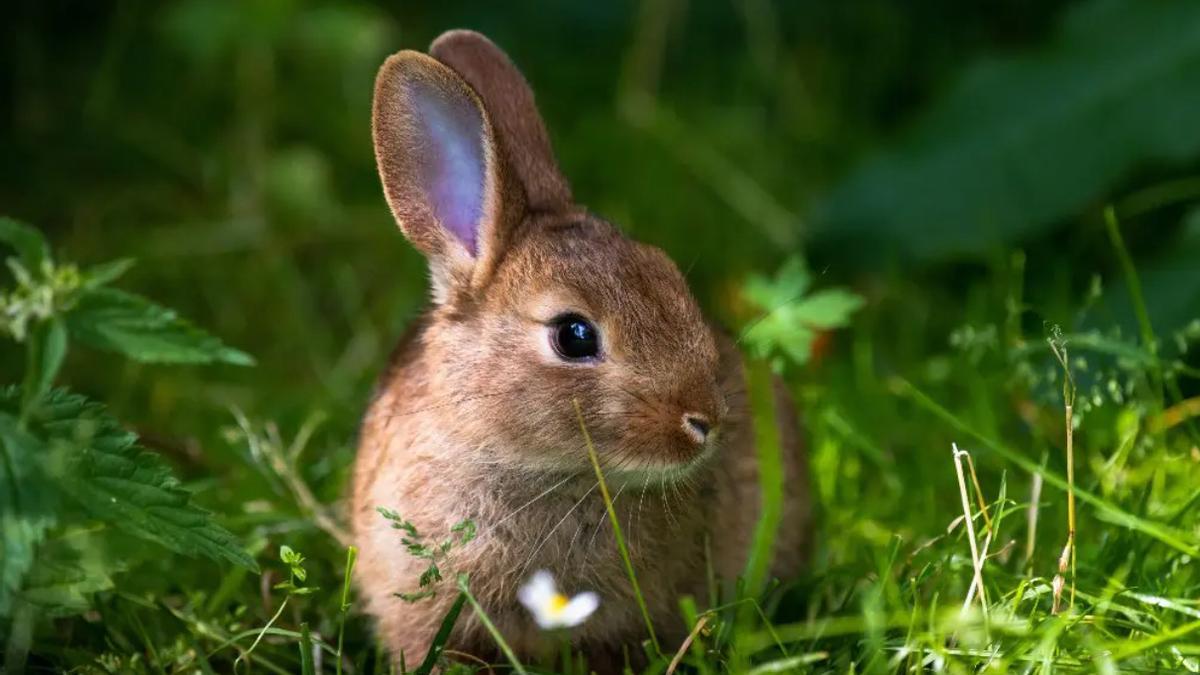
[789,289,866,330]
[451,519,476,545]
[418,563,442,588]
[411,591,467,675]
[17,532,118,618]
[81,258,135,289]
[65,288,254,366]
[0,217,50,268]
[741,257,863,370]
[816,0,1200,261]
[20,318,67,417]
[395,589,436,603]
[280,545,301,565]
[0,413,58,617]
[743,257,811,309]
[9,388,258,572]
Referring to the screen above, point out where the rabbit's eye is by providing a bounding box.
[551,314,600,361]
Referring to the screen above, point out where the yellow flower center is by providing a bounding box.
[548,593,569,614]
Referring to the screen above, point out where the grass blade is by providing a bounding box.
[456,577,528,675]
[574,398,663,656]
[298,622,316,675]
[411,591,468,675]
[336,546,357,675]
[740,361,785,597]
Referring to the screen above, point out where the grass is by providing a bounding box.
[7,209,1200,673]
[575,398,662,657]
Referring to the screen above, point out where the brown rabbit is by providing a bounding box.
[351,29,811,669]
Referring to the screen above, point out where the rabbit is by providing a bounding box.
[351,29,812,670]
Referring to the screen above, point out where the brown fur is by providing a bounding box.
[352,30,811,669]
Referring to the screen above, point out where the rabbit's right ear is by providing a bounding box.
[430,30,572,211]
[372,51,516,300]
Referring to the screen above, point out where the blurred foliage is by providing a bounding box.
[2,0,1200,671]
[0,219,253,654]
[817,0,1200,263]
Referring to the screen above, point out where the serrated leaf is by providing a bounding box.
[10,388,258,572]
[65,287,254,366]
[816,0,1200,261]
[18,532,118,617]
[0,217,50,268]
[0,412,58,617]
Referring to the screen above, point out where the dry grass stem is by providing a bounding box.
[952,443,989,621]
[666,614,711,675]
[962,451,994,536]
[1048,333,1077,614]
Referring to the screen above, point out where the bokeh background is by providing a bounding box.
[11,0,1200,447]
[4,0,1200,670]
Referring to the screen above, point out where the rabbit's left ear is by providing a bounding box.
[372,51,522,299]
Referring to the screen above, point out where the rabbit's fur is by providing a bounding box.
[352,29,811,668]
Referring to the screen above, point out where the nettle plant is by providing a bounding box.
[0,217,256,624]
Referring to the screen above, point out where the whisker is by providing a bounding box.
[381,387,531,422]
[661,484,680,530]
[587,483,626,549]
[494,473,576,527]
[637,474,651,534]
[515,481,599,579]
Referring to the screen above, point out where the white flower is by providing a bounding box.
[517,570,598,629]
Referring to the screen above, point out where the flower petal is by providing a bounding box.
[532,611,562,630]
[518,570,557,612]
[560,591,599,627]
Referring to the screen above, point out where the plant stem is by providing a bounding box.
[336,546,357,675]
[1048,330,1077,613]
[1104,205,1163,408]
[952,444,989,625]
[573,398,663,656]
[236,596,290,671]
[1065,399,1076,611]
[741,362,785,598]
[456,577,528,675]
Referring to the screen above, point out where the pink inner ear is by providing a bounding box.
[410,78,486,256]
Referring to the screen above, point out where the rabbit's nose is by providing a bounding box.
[681,413,712,445]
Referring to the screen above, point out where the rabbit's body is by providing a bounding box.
[353,318,809,661]
[352,30,810,668]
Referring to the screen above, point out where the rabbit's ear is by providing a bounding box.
[373,51,517,299]
[430,30,572,211]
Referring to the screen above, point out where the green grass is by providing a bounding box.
[4,1,1200,672]
[6,202,1199,673]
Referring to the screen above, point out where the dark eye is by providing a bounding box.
[551,314,600,361]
